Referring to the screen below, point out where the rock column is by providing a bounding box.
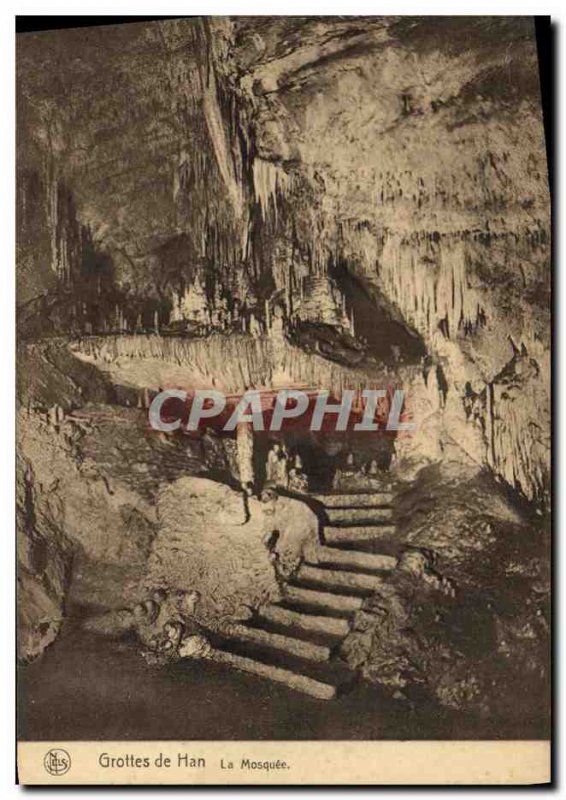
[236,420,255,491]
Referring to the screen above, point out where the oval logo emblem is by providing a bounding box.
[44,748,71,776]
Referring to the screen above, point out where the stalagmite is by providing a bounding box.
[236,420,254,490]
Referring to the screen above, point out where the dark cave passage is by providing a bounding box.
[331,262,427,365]
[252,429,395,492]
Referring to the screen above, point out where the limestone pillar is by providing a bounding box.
[236,420,255,490]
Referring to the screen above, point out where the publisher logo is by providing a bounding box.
[44,748,71,776]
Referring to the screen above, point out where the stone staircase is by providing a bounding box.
[212,488,399,700]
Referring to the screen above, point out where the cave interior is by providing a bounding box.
[16,16,551,740]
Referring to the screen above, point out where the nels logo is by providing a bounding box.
[44,748,71,776]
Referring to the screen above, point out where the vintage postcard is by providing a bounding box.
[16,16,551,785]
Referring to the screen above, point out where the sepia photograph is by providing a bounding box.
[15,14,551,785]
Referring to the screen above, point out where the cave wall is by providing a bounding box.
[17,17,550,505]
[224,16,550,504]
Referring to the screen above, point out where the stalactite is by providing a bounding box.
[378,233,484,342]
[194,20,245,223]
[47,167,59,278]
[20,17,549,514]
[466,353,550,505]
[252,158,290,222]
[293,274,349,330]
[73,332,418,397]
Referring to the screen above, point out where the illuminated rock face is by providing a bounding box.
[224,17,550,505]
[146,476,319,628]
[17,18,549,506]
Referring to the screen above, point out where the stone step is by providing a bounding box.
[313,492,394,507]
[313,546,398,572]
[260,603,350,637]
[332,482,393,494]
[324,525,397,544]
[326,507,393,524]
[211,648,337,700]
[223,622,331,662]
[297,564,385,593]
[284,585,364,613]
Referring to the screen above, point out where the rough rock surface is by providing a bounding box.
[146,476,318,628]
[17,455,73,662]
[16,338,322,657]
[341,462,549,726]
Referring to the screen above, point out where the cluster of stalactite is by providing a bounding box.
[73,332,421,397]
[378,233,486,341]
[18,168,85,288]
[18,18,550,509]
[17,20,363,342]
[34,142,549,509]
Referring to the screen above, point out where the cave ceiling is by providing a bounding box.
[16,17,550,504]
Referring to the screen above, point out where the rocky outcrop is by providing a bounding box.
[16,343,175,658]
[17,456,73,662]
[341,462,549,725]
[146,476,319,628]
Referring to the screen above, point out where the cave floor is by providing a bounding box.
[18,625,546,742]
